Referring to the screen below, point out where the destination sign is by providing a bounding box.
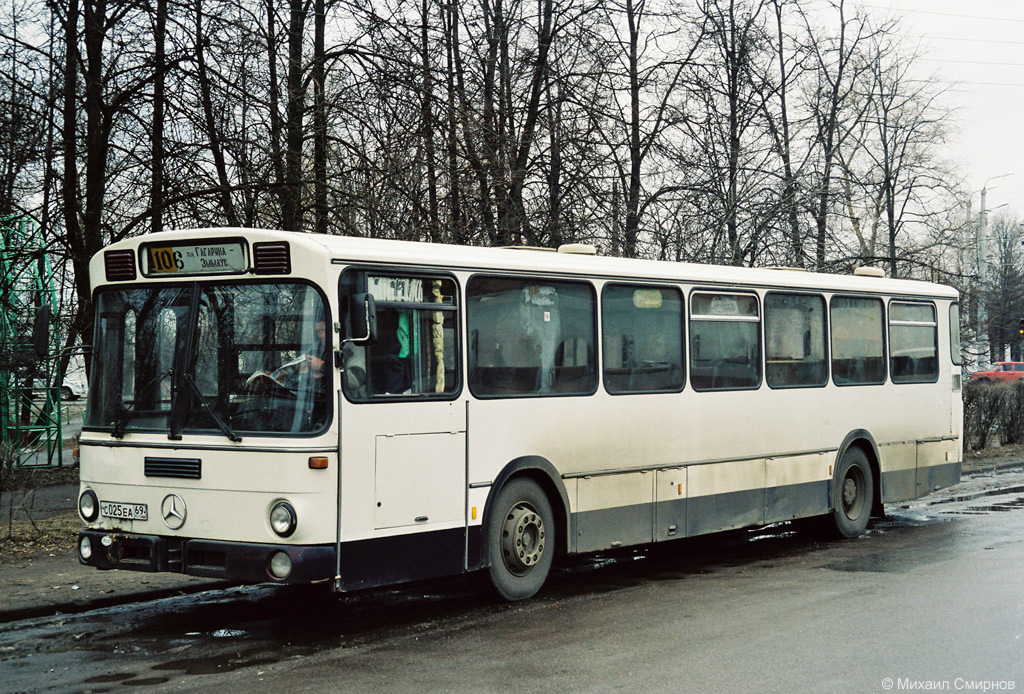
[368,275,425,303]
[143,240,247,276]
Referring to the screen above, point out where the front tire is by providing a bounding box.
[831,446,874,538]
[485,478,554,601]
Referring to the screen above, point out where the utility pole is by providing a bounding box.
[977,172,1014,370]
[978,186,988,369]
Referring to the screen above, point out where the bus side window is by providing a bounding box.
[949,303,962,368]
[342,274,459,400]
[602,284,684,394]
[765,293,827,389]
[889,301,938,384]
[467,276,597,397]
[689,292,761,391]
[831,296,886,385]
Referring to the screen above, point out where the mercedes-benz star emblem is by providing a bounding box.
[161,494,187,530]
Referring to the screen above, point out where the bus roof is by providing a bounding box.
[96,228,959,300]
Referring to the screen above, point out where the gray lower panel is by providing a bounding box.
[568,461,963,557]
[881,467,917,503]
[574,502,653,553]
[916,461,961,497]
[687,487,765,537]
[655,497,687,542]
[572,482,827,553]
[882,462,961,504]
[765,480,829,524]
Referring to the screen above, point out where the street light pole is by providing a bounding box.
[978,172,1014,369]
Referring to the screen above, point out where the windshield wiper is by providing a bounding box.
[179,372,242,442]
[111,369,172,439]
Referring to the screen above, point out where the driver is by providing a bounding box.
[246,320,328,392]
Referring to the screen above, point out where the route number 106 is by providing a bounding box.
[149,247,184,273]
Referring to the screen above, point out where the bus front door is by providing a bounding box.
[336,276,466,590]
[337,398,467,591]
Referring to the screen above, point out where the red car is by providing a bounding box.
[970,362,1024,382]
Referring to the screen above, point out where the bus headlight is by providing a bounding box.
[79,536,93,561]
[270,502,297,537]
[268,551,293,579]
[79,489,99,522]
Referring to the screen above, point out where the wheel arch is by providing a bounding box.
[481,456,571,566]
[835,429,883,518]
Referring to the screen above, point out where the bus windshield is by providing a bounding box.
[85,282,329,437]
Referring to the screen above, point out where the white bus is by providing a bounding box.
[77,229,962,600]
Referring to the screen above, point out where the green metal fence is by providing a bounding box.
[0,215,63,468]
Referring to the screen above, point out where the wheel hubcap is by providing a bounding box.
[842,466,866,519]
[501,502,546,576]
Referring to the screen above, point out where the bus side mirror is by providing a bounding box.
[33,305,51,359]
[348,293,377,345]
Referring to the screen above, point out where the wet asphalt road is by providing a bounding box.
[3,467,1024,694]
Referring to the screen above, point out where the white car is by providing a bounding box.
[61,375,88,401]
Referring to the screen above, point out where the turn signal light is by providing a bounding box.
[308,457,328,470]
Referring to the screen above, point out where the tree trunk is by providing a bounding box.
[420,0,440,242]
[195,0,238,227]
[268,0,285,225]
[282,0,306,231]
[623,0,642,259]
[451,0,496,243]
[725,0,742,266]
[813,0,848,270]
[63,0,91,375]
[773,0,801,267]
[151,0,166,233]
[313,0,327,235]
[443,0,462,243]
[495,0,554,245]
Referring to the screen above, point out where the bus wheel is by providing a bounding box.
[486,478,554,601]
[831,446,874,538]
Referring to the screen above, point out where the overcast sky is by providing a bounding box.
[869,0,1024,214]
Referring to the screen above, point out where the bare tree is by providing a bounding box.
[798,0,873,269]
[858,33,957,278]
[684,0,780,266]
[983,214,1024,362]
[0,0,979,332]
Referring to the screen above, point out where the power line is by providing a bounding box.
[923,34,1024,46]
[918,58,1024,67]
[862,4,1024,24]
[905,78,1024,87]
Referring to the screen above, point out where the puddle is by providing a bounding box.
[969,497,1024,512]
[821,554,907,573]
[928,485,1024,505]
[154,651,284,676]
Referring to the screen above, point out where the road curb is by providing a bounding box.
[0,579,236,624]
[963,459,1024,475]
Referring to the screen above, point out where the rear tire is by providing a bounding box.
[831,446,874,538]
[485,478,554,601]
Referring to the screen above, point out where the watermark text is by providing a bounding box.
[881,679,1016,692]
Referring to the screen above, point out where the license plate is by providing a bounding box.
[100,501,148,521]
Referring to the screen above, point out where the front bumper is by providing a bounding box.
[77,529,335,584]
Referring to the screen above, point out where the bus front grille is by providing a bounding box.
[144,457,201,479]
